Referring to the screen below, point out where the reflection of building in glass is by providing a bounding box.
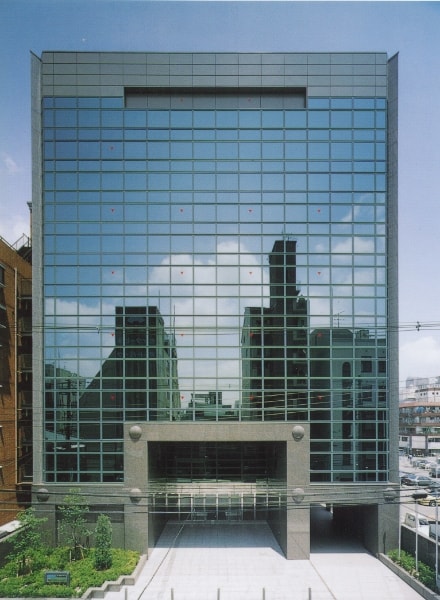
[44,364,87,481]
[242,240,308,420]
[183,391,236,420]
[49,306,179,482]
[82,307,180,423]
[310,328,387,482]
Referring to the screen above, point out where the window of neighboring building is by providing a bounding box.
[0,265,5,286]
[342,362,351,378]
[361,359,373,373]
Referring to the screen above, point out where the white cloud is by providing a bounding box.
[0,190,30,243]
[0,152,29,243]
[1,153,21,175]
[0,216,29,244]
[400,334,440,384]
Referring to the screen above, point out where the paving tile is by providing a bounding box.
[101,516,423,600]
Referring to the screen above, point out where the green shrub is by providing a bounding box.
[94,514,113,570]
[387,549,437,592]
[387,549,399,562]
[418,561,436,591]
[399,550,416,574]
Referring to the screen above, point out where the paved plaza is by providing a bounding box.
[101,507,424,600]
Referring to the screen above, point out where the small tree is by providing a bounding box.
[58,488,91,561]
[94,514,113,570]
[7,507,48,575]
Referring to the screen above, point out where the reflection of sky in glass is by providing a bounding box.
[43,101,387,403]
[37,72,397,485]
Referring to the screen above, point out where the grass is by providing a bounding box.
[0,547,140,598]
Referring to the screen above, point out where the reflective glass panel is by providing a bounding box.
[42,96,389,483]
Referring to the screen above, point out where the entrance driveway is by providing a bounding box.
[102,508,423,600]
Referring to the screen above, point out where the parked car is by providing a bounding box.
[404,512,430,527]
[430,524,440,541]
[404,512,430,535]
[416,459,429,469]
[418,493,440,507]
[399,471,411,484]
[430,466,440,478]
[401,473,432,487]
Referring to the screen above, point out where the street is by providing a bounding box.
[399,455,440,523]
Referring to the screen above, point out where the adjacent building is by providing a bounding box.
[399,377,440,456]
[0,235,32,525]
[31,51,399,558]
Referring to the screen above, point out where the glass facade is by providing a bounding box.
[37,53,395,487]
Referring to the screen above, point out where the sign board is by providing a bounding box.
[44,571,70,585]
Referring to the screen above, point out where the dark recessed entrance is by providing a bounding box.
[149,441,279,482]
[148,441,284,522]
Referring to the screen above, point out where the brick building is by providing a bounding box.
[0,235,32,525]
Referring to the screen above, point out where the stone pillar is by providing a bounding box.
[33,486,57,546]
[286,425,310,559]
[378,488,400,555]
[124,424,149,555]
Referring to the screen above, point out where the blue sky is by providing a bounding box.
[1,0,439,387]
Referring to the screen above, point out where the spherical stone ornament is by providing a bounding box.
[292,425,305,442]
[292,487,305,504]
[129,425,142,441]
[36,488,50,502]
[129,488,142,503]
[383,487,397,502]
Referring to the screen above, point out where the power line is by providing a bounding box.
[6,320,438,334]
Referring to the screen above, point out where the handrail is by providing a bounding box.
[0,234,30,251]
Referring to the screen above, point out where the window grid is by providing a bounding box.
[43,98,389,483]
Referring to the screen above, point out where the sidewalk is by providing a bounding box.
[99,508,424,600]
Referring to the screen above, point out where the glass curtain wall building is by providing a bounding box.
[32,52,399,558]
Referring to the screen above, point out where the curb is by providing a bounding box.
[82,554,147,599]
[379,554,440,600]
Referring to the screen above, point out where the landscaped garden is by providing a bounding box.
[0,489,140,598]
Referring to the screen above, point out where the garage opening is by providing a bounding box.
[310,504,377,553]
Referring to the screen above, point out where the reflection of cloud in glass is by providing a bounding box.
[148,239,269,318]
[146,239,269,403]
[353,268,375,285]
[45,297,120,377]
[354,238,375,253]
[150,240,264,278]
[341,203,376,224]
[330,236,374,256]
